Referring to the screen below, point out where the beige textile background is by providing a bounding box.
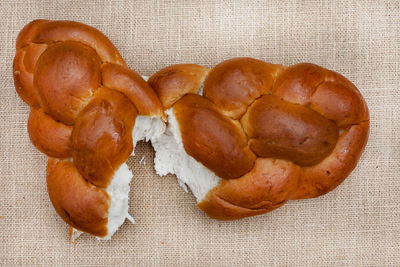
[0,0,399,266]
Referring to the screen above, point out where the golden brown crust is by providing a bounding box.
[198,159,300,220]
[47,158,109,237]
[273,63,369,127]
[292,121,369,199]
[148,64,210,109]
[16,20,125,65]
[16,20,48,49]
[150,57,369,220]
[14,20,370,225]
[28,107,72,158]
[71,87,137,188]
[241,95,339,166]
[14,20,163,237]
[102,63,163,117]
[34,41,102,125]
[13,43,48,106]
[310,81,369,127]
[173,94,256,179]
[272,63,325,105]
[203,57,283,119]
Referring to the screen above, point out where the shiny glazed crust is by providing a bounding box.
[149,58,369,220]
[13,20,163,237]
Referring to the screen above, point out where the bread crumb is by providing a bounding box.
[152,109,221,202]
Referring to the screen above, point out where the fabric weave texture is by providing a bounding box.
[0,0,399,266]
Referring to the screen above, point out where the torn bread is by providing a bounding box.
[149,58,369,220]
[13,20,164,240]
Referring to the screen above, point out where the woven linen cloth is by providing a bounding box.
[0,0,399,266]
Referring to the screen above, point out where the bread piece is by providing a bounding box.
[173,94,256,179]
[14,20,370,233]
[241,95,339,166]
[148,64,210,109]
[13,20,164,240]
[203,58,283,119]
[150,58,369,220]
[28,107,72,158]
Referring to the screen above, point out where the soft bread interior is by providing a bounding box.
[152,81,221,202]
[152,108,221,202]
[132,115,166,154]
[71,76,212,241]
[102,162,134,240]
[72,114,165,241]
[74,108,220,241]
[70,162,134,241]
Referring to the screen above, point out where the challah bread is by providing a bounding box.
[13,20,370,237]
[13,20,165,239]
[149,58,369,220]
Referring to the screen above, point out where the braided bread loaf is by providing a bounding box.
[14,20,369,238]
[149,58,369,220]
[13,20,165,239]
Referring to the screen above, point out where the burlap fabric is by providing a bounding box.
[1,1,399,266]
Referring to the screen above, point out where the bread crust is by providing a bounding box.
[16,20,125,65]
[34,41,102,125]
[150,58,369,220]
[13,43,48,106]
[28,107,72,158]
[292,121,369,199]
[47,158,110,237]
[14,20,163,237]
[203,57,283,119]
[198,158,300,220]
[14,20,370,226]
[173,94,256,179]
[241,95,339,166]
[71,87,137,188]
[102,63,163,117]
[148,64,210,109]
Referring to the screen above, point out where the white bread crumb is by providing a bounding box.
[152,108,221,202]
[72,114,165,241]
